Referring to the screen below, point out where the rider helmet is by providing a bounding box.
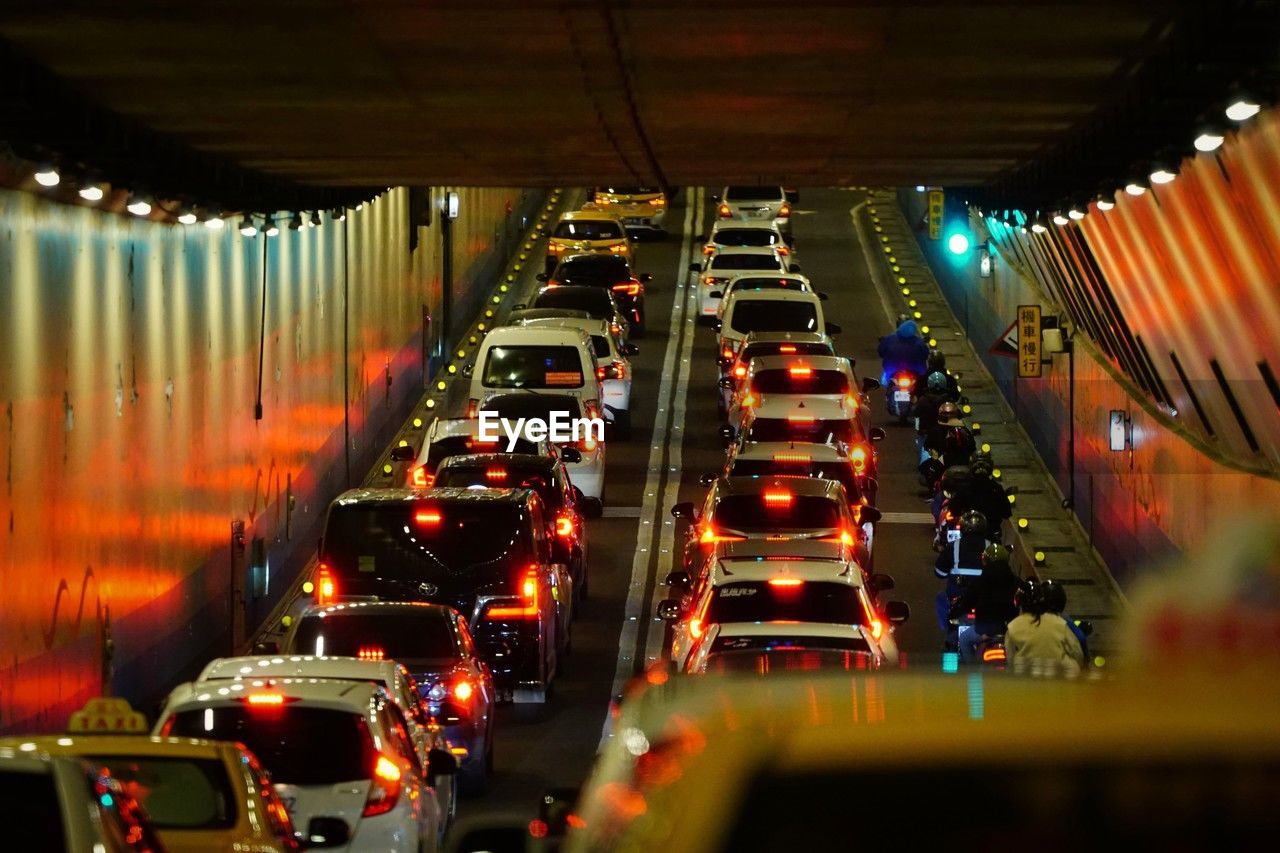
[937,401,960,421]
[959,510,987,537]
[926,371,948,394]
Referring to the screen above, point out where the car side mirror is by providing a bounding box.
[718,377,735,390]
[709,290,723,299]
[713,320,722,332]
[461,363,474,377]
[657,599,683,620]
[825,322,842,336]
[427,748,458,777]
[885,600,911,625]
[301,817,350,849]
[789,263,802,273]
[560,446,583,464]
[857,505,883,525]
[580,497,603,519]
[870,573,896,593]
[699,470,718,487]
[252,641,280,655]
[718,424,736,445]
[670,501,696,521]
[869,426,886,442]
[535,273,549,282]
[640,273,653,283]
[688,262,701,273]
[664,570,691,588]
[861,377,880,394]
[512,302,527,310]
[817,291,829,301]
[389,445,417,462]
[622,342,639,356]
[710,194,721,202]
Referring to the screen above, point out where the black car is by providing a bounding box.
[316,488,572,704]
[539,254,651,335]
[284,601,497,793]
[526,285,628,337]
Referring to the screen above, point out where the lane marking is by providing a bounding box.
[878,512,937,524]
[850,201,898,329]
[601,506,642,518]
[602,188,701,746]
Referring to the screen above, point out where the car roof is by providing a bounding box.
[749,397,851,419]
[724,288,821,304]
[727,273,809,287]
[713,474,845,500]
[732,441,849,463]
[747,354,850,374]
[710,220,783,233]
[331,486,533,508]
[710,621,869,641]
[712,557,863,586]
[508,307,593,323]
[0,736,237,761]
[437,452,558,473]
[162,677,386,714]
[197,654,407,685]
[713,537,849,562]
[515,316,612,337]
[741,331,831,346]
[557,252,630,267]
[481,323,594,345]
[559,208,624,223]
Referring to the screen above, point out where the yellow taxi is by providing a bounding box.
[545,206,633,274]
[0,699,308,852]
[590,187,668,234]
[562,669,1280,850]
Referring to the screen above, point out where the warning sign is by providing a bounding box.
[990,321,1019,358]
[1017,305,1042,378]
[68,698,148,734]
[927,190,945,241]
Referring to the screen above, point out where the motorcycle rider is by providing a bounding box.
[950,543,1020,663]
[925,402,976,468]
[1041,578,1090,663]
[1005,577,1086,677]
[934,510,989,638]
[878,318,930,385]
[912,350,960,399]
[946,452,1011,541]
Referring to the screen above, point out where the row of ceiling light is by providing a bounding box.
[24,166,381,234]
[992,92,1266,234]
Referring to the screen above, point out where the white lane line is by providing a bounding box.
[601,506,642,518]
[601,188,701,746]
[878,511,936,524]
[850,200,898,329]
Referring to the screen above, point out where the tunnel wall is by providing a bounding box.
[0,185,542,731]
[900,111,1280,587]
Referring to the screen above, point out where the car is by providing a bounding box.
[279,603,497,795]
[670,475,870,577]
[511,314,638,439]
[525,285,631,338]
[0,744,168,852]
[396,416,569,489]
[716,288,837,370]
[478,392,606,501]
[507,307,594,325]
[434,452,596,598]
[717,330,837,415]
[710,440,880,508]
[726,396,870,453]
[722,354,863,428]
[2,731,306,851]
[714,185,793,236]
[715,273,818,321]
[196,653,458,816]
[657,539,904,669]
[312,488,573,703]
[156,678,453,852]
[466,321,603,419]
[545,207,632,274]
[689,247,795,320]
[683,621,896,676]
[538,253,651,334]
[699,221,793,259]
[589,186,667,234]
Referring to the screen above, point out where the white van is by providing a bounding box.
[716,289,839,374]
[468,325,602,418]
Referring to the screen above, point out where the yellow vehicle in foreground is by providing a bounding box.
[590,187,668,234]
[545,207,633,274]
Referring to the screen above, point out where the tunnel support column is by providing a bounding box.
[441,205,454,360]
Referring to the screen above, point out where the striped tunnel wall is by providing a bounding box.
[0,185,540,732]
[903,108,1280,586]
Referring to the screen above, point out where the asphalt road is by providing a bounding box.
[464,187,947,823]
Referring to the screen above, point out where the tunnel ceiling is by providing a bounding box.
[0,1,1225,189]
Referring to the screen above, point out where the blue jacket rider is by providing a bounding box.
[878,319,930,381]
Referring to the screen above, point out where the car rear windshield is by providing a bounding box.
[728,459,859,499]
[710,254,783,272]
[713,494,842,531]
[752,368,848,395]
[435,464,562,508]
[322,503,535,582]
[713,229,780,247]
[167,707,376,786]
[89,757,236,829]
[426,434,539,470]
[729,301,818,334]
[706,645,875,671]
[745,417,856,445]
[727,277,804,295]
[533,288,613,320]
[742,341,834,360]
[292,612,459,660]
[725,187,783,201]
[707,582,866,624]
[0,772,65,849]
[481,395,582,421]
[554,220,623,240]
[482,345,584,389]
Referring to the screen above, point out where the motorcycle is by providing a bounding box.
[885,370,917,424]
[954,612,1008,666]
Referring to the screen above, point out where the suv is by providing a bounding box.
[477,392,606,501]
[718,331,837,415]
[315,488,572,703]
[468,324,602,417]
[539,253,651,334]
[717,289,838,369]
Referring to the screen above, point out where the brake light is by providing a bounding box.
[703,275,716,286]
[718,204,731,217]
[779,203,792,218]
[983,647,1007,662]
[411,466,433,488]
[851,446,868,472]
[772,452,811,464]
[732,364,747,378]
[787,414,815,424]
[612,281,643,296]
[788,366,812,378]
[358,647,385,661]
[486,467,507,481]
[555,514,574,538]
[466,399,479,418]
[844,394,859,411]
[466,436,499,448]
[689,618,704,638]
[768,577,804,587]
[896,374,912,390]
[870,618,884,640]
[778,345,797,353]
[246,693,286,706]
[699,526,746,544]
[607,360,626,380]
[596,365,607,381]
[362,755,403,818]
[777,245,790,256]
[722,346,734,360]
[486,566,540,619]
[702,244,715,255]
[763,489,793,506]
[315,565,336,606]
[453,679,475,702]
[821,529,855,547]
[740,393,755,409]
[415,510,442,525]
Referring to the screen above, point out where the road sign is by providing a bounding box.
[990,320,1019,358]
[927,189,944,240]
[1017,304,1042,378]
[68,697,147,733]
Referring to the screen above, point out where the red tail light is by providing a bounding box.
[607,360,626,380]
[486,467,507,482]
[732,364,747,378]
[466,399,479,418]
[689,617,705,638]
[584,399,602,420]
[778,344,797,353]
[702,244,715,255]
[596,365,607,381]
[779,203,792,218]
[788,365,812,378]
[411,466,434,488]
[246,692,286,707]
[453,679,475,702]
[895,374,912,390]
[555,514,574,538]
[768,577,804,587]
[315,565,336,606]
[612,281,643,296]
[740,392,756,409]
[787,414,815,424]
[983,647,1007,662]
[820,529,855,547]
[414,510,442,525]
[580,435,599,451]
[772,452,811,464]
[851,446,869,472]
[869,618,884,640]
[703,275,716,286]
[718,204,731,217]
[763,489,793,506]
[362,755,403,817]
[358,647,385,661]
[699,526,746,544]
[721,346,734,360]
[486,566,540,619]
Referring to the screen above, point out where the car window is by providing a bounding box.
[434,464,562,508]
[533,288,613,320]
[707,582,866,625]
[292,611,460,660]
[704,646,875,674]
[710,254,783,271]
[725,187,784,201]
[728,276,804,293]
[713,494,842,531]
[752,368,848,395]
[744,417,856,445]
[378,704,423,777]
[729,459,860,501]
[482,345,585,389]
[714,229,780,247]
[90,757,236,830]
[483,395,583,421]
[729,301,818,334]
[426,434,539,470]
[742,342,834,360]
[0,770,67,850]
[553,220,623,240]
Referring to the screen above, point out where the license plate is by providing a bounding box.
[947,529,961,543]
[894,390,911,402]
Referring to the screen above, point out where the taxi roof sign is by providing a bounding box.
[68,697,147,734]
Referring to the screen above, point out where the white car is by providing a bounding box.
[724,354,860,427]
[716,288,837,369]
[195,654,456,831]
[730,396,863,454]
[156,677,450,852]
[716,273,819,321]
[467,324,603,419]
[691,247,796,319]
[400,416,564,489]
[478,392,607,501]
[591,186,667,233]
[700,220,793,260]
[684,621,901,675]
[658,538,905,669]
[512,315,638,439]
[714,186,793,236]
[719,439,882,513]
[718,330,837,415]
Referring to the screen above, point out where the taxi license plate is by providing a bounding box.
[894,390,911,402]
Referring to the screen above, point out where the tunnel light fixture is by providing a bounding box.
[310,211,323,228]
[240,216,258,237]
[126,194,152,217]
[1031,221,1047,234]
[1052,213,1070,226]
[1067,208,1085,221]
[289,213,303,231]
[264,217,280,237]
[204,215,225,230]
[1124,181,1147,197]
[331,207,346,222]
[1149,167,1177,185]
[34,165,60,187]
[78,182,105,202]
[1095,194,1115,211]
[1225,97,1260,122]
[177,209,198,225]
[1193,130,1225,152]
